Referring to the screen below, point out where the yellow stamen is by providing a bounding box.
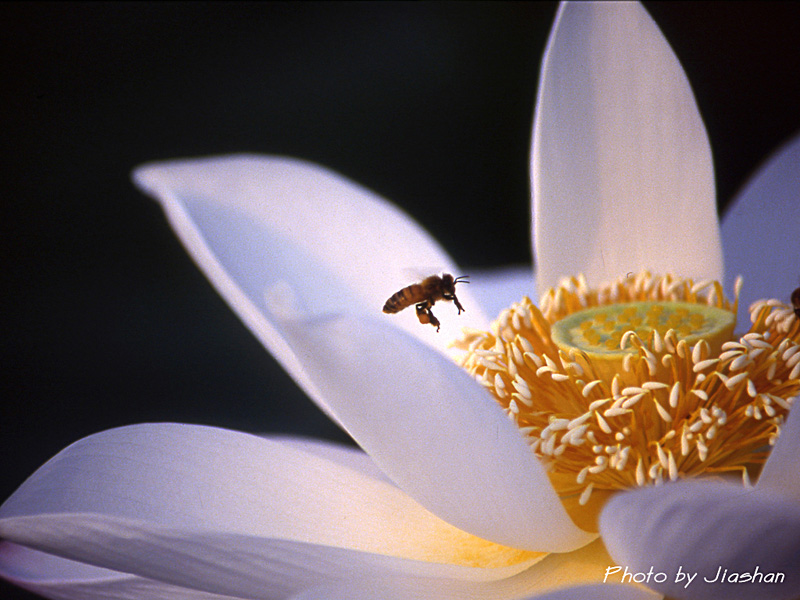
[454,271,800,531]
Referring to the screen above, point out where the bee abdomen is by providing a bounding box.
[382,285,421,313]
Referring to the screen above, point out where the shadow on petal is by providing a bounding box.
[600,480,800,600]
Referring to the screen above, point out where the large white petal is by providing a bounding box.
[467,266,537,319]
[0,543,242,600]
[275,312,595,551]
[1,520,646,600]
[600,481,800,600]
[0,423,544,591]
[721,132,800,328]
[132,155,489,395]
[134,156,589,550]
[5,514,513,600]
[532,1,721,296]
[756,401,800,502]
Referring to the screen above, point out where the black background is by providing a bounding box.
[2,3,799,599]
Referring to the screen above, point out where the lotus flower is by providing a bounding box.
[1,2,799,599]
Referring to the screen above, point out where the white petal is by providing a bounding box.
[467,266,537,319]
[0,424,543,594]
[0,543,241,600]
[4,514,500,599]
[275,313,595,551]
[532,1,721,296]
[133,156,587,550]
[132,155,489,384]
[600,481,800,600]
[756,398,800,502]
[721,132,800,328]
[2,524,641,600]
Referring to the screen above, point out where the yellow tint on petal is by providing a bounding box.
[412,518,545,573]
[511,538,660,597]
[336,474,547,579]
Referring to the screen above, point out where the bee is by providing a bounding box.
[383,274,469,332]
[792,286,800,319]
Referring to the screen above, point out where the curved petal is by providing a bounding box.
[287,540,660,600]
[132,156,489,398]
[135,156,591,550]
[721,132,800,328]
[0,423,544,588]
[532,1,721,296]
[1,524,647,600]
[6,514,528,600]
[0,542,241,600]
[275,312,595,551]
[467,266,537,319]
[600,481,800,600]
[756,398,800,502]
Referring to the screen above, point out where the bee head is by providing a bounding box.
[442,274,469,298]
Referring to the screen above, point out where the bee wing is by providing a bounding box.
[401,266,449,282]
[380,267,445,303]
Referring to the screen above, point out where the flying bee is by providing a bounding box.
[792,286,800,319]
[382,274,469,332]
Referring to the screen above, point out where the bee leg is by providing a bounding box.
[452,295,465,315]
[415,301,440,332]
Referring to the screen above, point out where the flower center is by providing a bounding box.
[551,301,736,382]
[455,271,800,532]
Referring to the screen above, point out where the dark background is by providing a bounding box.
[2,2,799,598]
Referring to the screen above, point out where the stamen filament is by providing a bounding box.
[455,271,800,530]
